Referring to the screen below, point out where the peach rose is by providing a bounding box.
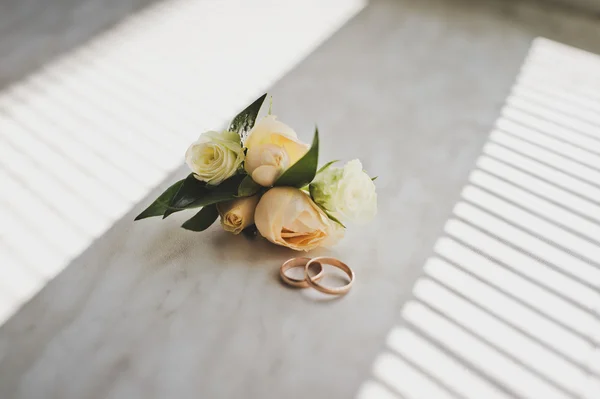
[254,187,343,251]
[216,195,259,234]
[244,116,308,187]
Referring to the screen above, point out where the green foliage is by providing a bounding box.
[275,128,319,188]
[181,204,219,232]
[163,174,245,218]
[237,175,261,197]
[317,160,339,174]
[324,210,345,228]
[134,180,184,220]
[229,93,267,138]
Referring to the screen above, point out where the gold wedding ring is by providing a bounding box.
[305,257,355,295]
[280,257,324,288]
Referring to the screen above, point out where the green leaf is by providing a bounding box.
[317,160,339,174]
[237,175,261,197]
[275,127,319,188]
[164,174,245,218]
[134,179,184,220]
[325,211,346,228]
[164,174,208,218]
[371,176,378,181]
[181,205,219,232]
[229,93,267,138]
[308,188,346,229]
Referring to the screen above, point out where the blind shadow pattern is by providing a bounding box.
[357,38,600,399]
[0,0,366,325]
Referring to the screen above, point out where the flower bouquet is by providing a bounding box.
[135,94,377,251]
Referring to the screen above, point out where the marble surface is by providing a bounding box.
[0,0,366,324]
[358,36,600,399]
[548,0,600,14]
[2,0,600,398]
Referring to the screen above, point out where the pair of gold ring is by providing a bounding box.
[280,257,355,295]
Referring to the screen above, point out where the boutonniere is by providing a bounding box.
[136,94,377,251]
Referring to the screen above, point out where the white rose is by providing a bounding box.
[244,116,308,187]
[309,159,377,224]
[185,130,244,185]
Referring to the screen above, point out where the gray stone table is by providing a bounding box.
[2,0,600,398]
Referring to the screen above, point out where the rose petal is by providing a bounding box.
[251,165,282,187]
[244,115,298,149]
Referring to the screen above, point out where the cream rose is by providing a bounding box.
[185,130,244,185]
[216,195,259,234]
[244,116,308,187]
[254,187,343,251]
[310,159,377,224]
